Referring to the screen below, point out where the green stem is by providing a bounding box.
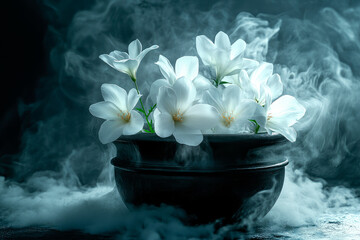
[214,75,220,87]
[132,77,155,133]
[249,119,260,134]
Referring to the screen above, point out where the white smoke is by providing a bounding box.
[1,0,360,238]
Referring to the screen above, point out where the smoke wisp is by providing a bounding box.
[1,0,360,238]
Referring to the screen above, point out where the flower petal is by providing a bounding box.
[193,75,215,101]
[155,55,176,84]
[230,39,246,60]
[268,95,306,127]
[196,35,216,66]
[173,125,203,146]
[112,59,138,77]
[213,124,238,134]
[154,109,175,138]
[213,48,231,77]
[127,88,141,110]
[266,123,297,142]
[222,85,242,113]
[193,75,213,92]
[182,104,219,130]
[172,77,196,111]
[137,45,159,63]
[101,84,127,110]
[122,110,144,135]
[221,64,241,77]
[99,54,116,69]
[227,118,250,133]
[267,74,283,100]
[248,102,267,127]
[98,120,125,144]
[89,101,120,120]
[234,99,258,120]
[238,70,256,98]
[128,39,142,59]
[149,79,171,102]
[250,62,273,86]
[222,75,238,86]
[225,100,264,133]
[241,58,259,69]
[157,86,177,114]
[257,83,272,106]
[109,51,129,60]
[263,85,273,111]
[215,31,231,51]
[223,56,257,78]
[175,56,199,81]
[202,88,224,113]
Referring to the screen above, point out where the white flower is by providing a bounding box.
[99,39,159,80]
[157,54,199,84]
[227,63,283,106]
[265,95,306,142]
[150,55,200,101]
[203,85,265,133]
[154,78,218,146]
[89,84,144,144]
[196,31,258,82]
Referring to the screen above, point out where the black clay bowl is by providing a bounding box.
[111,133,288,223]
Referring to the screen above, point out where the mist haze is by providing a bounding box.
[1,0,360,239]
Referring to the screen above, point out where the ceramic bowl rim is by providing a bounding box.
[111,158,289,176]
[115,132,286,143]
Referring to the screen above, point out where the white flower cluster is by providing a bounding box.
[90,32,306,146]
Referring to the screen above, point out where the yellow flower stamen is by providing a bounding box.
[222,112,235,127]
[172,109,183,122]
[118,110,131,122]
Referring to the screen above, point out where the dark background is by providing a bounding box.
[1,0,46,157]
[1,1,360,239]
[1,0,94,177]
[1,0,45,176]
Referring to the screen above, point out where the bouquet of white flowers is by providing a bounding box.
[90,31,306,146]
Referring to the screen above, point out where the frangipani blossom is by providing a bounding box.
[196,31,258,82]
[99,39,159,80]
[89,84,144,144]
[203,85,265,133]
[150,55,200,101]
[228,63,283,106]
[265,95,306,142]
[154,78,218,146]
